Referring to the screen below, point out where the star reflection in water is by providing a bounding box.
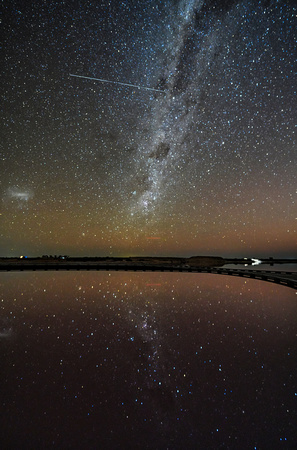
[0,272,296,448]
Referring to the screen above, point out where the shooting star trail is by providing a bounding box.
[69,74,165,93]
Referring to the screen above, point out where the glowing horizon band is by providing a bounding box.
[69,73,165,93]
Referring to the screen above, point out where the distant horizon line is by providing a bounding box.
[1,255,296,262]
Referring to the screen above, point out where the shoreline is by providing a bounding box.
[0,256,296,270]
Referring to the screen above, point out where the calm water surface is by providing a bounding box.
[1,272,296,449]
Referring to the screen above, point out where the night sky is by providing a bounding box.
[1,0,296,257]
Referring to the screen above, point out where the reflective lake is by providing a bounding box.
[1,272,296,449]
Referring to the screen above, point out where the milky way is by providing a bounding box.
[1,0,296,257]
[130,0,243,216]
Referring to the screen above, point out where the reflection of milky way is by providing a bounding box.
[127,301,176,412]
[2,272,297,446]
[131,0,241,216]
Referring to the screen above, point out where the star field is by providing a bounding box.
[1,0,296,257]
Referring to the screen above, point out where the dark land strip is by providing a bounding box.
[0,257,296,290]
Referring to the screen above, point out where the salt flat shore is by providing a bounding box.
[0,255,225,269]
[0,256,295,270]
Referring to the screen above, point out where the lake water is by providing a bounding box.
[1,272,296,449]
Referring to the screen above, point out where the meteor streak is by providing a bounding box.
[69,73,165,93]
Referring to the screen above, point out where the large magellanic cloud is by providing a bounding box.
[4,187,34,208]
